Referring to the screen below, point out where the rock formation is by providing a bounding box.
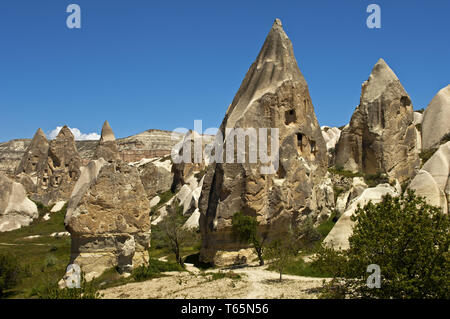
[334,59,420,183]
[133,158,174,200]
[13,126,82,205]
[409,141,450,214]
[94,121,120,162]
[198,19,328,266]
[421,85,450,150]
[321,126,341,151]
[15,128,49,177]
[64,159,151,280]
[0,173,38,232]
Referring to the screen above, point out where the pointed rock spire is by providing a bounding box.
[100,120,116,142]
[335,58,420,183]
[56,125,75,140]
[362,58,400,102]
[95,121,120,162]
[15,128,50,175]
[199,19,328,266]
[224,18,306,129]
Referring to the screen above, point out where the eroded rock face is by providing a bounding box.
[422,85,450,150]
[65,160,151,280]
[335,59,420,184]
[14,126,82,205]
[132,158,173,200]
[409,141,450,214]
[0,173,38,232]
[94,121,120,163]
[198,19,328,265]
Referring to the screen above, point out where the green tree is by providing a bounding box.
[155,203,197,267]
[231,211,267,266]
[265,233,298,282]
[0,253,21,297]
[316,190,450,299]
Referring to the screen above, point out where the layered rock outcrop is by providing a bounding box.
[64,160,151,280]
[409,141,450,214]
[198,19,328,266]
[421,85,450,150]
[133,157,174,199]
[334,59,420,183]
[0,173,38,232]
[94,121,120,162]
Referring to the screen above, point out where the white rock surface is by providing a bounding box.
[183,208,200,230]
[409,141,450,214]
[50,201,66,213]
[321,126,341,150]
[0,173,38,232]
[422,85,450,150]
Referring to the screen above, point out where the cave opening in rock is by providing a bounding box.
[285,109,297,125]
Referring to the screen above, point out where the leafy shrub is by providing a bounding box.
[0,253,21,297]
[35,273,103,299]
[316,190,450,299]
[232,211,267,266]
[364,172,389,188]
[132,259,183,282]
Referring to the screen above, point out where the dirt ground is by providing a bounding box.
[101,263,328,299]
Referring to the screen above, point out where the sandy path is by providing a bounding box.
[101,263,328,299]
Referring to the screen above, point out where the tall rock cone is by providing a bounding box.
[95,121,120,162]
[15,128,49,176]
[334,59,420,183]
[198,19,328,266]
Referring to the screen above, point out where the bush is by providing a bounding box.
[0,253,21,297]
[132,259,183,282]
[316,190,450,299]
[34,273,102,299]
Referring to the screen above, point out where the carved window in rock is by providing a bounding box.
[285,109,296,125]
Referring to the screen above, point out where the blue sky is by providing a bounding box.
[0,0,449,141]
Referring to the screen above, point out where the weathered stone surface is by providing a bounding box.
[324,183,399,250]
[422,85,450,150]
[0,139,31,177]
[0,173,38,232]
[335,59,420,183]
[94,121,120,163]
[132,158,173,199]
[15,129,49,176]
[14,126,83,205]
[65,160,151,280]
[413,112,423,125]
[409,141,450,214]
[183,208,201,230]
[199,19,328,265]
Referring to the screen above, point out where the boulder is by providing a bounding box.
[199,19,328,265]
[0,173,38,232]
[324,183,399,250]
[334,59,420,183]
[421,85,450,150]
[64,159,151,280]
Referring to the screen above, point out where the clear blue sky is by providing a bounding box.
[0,0,449,141]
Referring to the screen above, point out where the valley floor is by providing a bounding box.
[101,263,328,299]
